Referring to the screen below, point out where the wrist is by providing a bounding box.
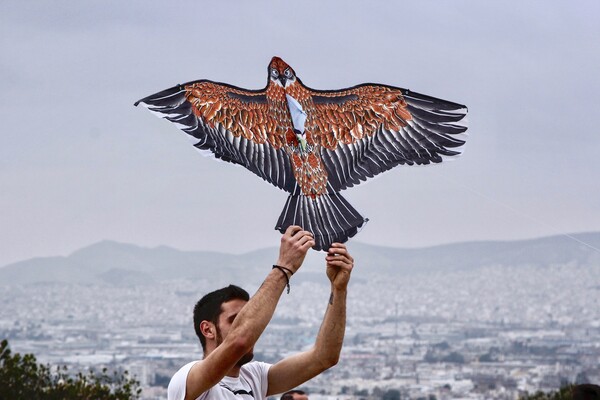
[275,259,296,273]
[273,264,293,276]
[328,287,347,305]
[272,265,292,294]
[330,284,348,293]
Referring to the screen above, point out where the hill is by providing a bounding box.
[1,232,599,286]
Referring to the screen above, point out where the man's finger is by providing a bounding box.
[327,258,353,268]
[328,243,346,250]
[285,225,303,236]
[328,248,347,255]
[293,229,313,240]
[298,234,315,246]
[326,257,351,266]
[327,248,349,258]
[301,240,316,251]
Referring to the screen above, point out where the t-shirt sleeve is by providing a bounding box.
[242,361,272,398]
[168,361,199,400]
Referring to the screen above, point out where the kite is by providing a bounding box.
[135,57,468,251]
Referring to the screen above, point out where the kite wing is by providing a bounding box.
[135,81,296,192]
[307,84,468,191]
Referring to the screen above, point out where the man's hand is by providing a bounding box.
[325,243,354,291]
[276,225,315,274]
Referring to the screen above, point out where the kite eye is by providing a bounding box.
[271,69,279,79]
[284,68,293,79]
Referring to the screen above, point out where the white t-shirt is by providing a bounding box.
[168,360,272,400]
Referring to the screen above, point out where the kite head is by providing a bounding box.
[268,56,297,88]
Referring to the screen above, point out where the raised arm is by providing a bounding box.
[267,243,354,395]
[184,226,315,400]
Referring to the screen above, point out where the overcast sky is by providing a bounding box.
[1,1,599,267]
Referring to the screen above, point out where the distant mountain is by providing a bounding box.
[349,231,600,274]
[0,240,279,286]
[1,233,599,286]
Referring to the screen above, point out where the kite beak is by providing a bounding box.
[279,76,287,87]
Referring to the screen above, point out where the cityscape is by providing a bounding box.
[3,2,599,399]
[1,240,600,400]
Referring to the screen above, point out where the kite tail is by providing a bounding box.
[275,185,368,251]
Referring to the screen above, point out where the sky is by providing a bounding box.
[1,1,599,267]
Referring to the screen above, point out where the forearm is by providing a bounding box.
[266,286,347,395]
[228,227,313,348]
[313,286,347,368]
[227,269,288,348]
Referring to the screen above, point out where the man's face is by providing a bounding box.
[215,298,253,366]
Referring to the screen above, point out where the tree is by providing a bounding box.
[520,385,573,400]
[519,385,600,400]
[441,352,465,364]
[519,384,600,400]
[382,389,401,400]
[0,339,141,399]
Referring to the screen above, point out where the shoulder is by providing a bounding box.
[168,360,201,400]
[240,361,271,377]
[240,361,272,398]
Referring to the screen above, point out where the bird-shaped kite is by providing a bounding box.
[135,57,468,251]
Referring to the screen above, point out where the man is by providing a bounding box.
[168,225,354,400]
[281,389,309,400]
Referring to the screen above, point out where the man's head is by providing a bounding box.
[281,390,308,400]
[193,285,250,354]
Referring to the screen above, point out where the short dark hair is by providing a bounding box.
[281,390,306,400]
[193,285,250,351]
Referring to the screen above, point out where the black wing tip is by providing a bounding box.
[404,89,468,112]
[134,83,186,108]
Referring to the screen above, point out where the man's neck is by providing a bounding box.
[225,366,241,378]
[204,351,242,378]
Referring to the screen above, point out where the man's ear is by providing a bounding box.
[200,321,215,340]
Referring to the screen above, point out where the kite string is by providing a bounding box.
[433,170,600,254]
